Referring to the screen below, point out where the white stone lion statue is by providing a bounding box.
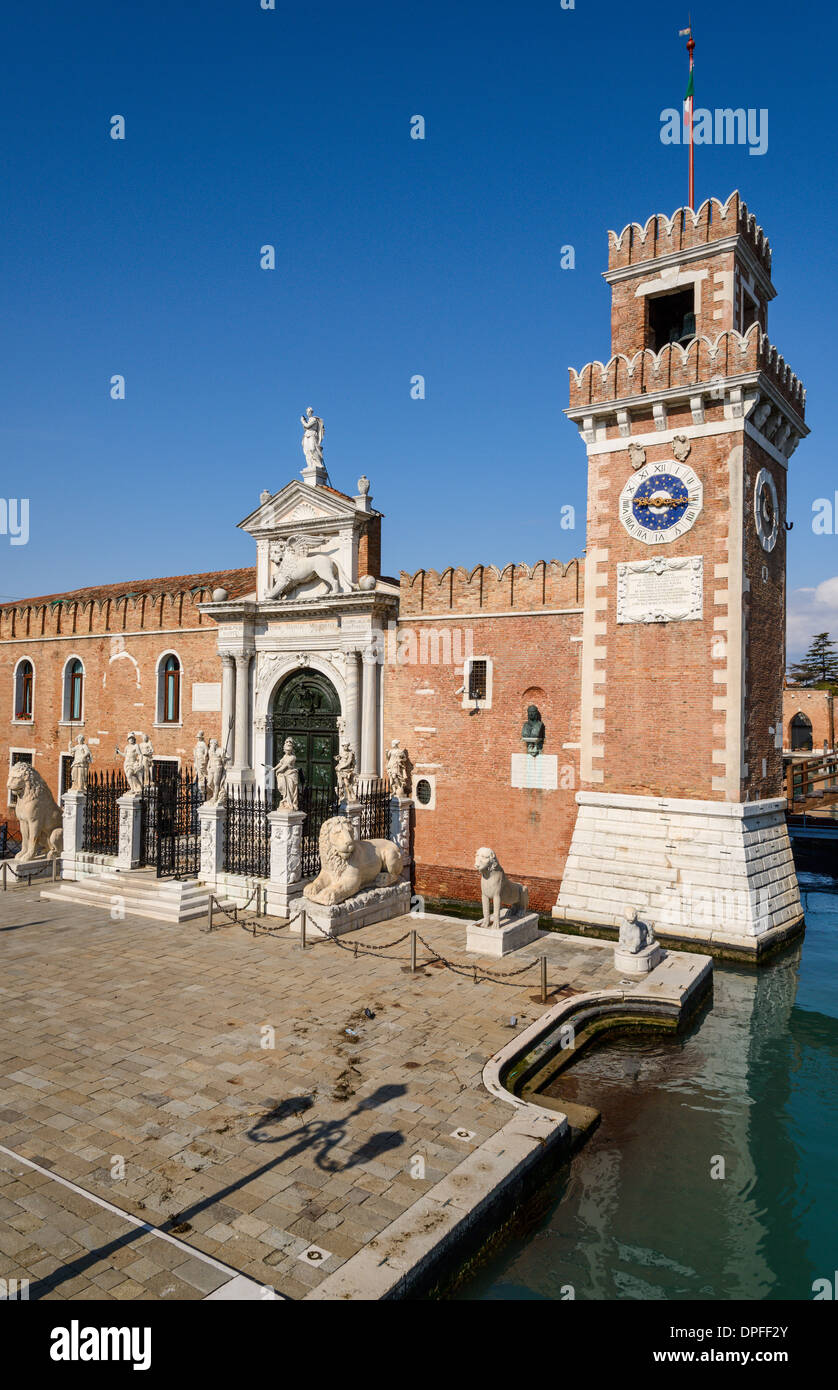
[7,761,63,862]
[474,847,528,929]
[304,816,403,906]
[266,537,353,601]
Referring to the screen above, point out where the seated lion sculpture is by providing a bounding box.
[304,816,404,906]
[474,846,528,928]
[6,761,63,863]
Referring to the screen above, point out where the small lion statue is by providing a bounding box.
[7,761,64,863]
[304,816,404,906]
[474,847,528,928]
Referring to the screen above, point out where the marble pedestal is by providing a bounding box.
[614,942,664,976]
[289,880,412,939]
[466,911,543,958]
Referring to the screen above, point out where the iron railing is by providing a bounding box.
[357,777,392,840]
[300,783,341,878]
[139,767,201,878]
[225,786,274,879]
[82,769,127,855]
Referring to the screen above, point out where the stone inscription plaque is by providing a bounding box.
[616,556,703,624]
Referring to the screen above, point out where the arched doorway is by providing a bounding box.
[790,712,813,752]
[269,669,340,793]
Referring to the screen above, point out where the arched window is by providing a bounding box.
[64,658,84,723]
[790,712,813,752]
[14,660,34,720]
[160,654,181,723]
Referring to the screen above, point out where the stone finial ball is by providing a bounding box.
[357,475,370,494]
[212,587,229,603]
[358,574,376,591]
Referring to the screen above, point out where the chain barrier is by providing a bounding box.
[322,923,545,988]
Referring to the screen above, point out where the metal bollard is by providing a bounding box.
[52,857,59,882]
[300,906,307,951]
[207,896,214,932]
[410,929,417,974]
[2,861,6,892]
[540,955,547,1004]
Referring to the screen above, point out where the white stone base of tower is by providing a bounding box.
[553,792,803,958]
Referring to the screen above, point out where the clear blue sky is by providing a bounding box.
[1,0,834,655]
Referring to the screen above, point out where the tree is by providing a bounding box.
[787,632,838,687]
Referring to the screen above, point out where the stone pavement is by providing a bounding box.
[0,887,618,1300]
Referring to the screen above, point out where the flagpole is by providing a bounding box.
[683,24,695,209]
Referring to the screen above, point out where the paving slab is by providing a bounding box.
[0,888,708,1299]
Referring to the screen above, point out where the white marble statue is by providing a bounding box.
[265,535,352,601]
[386,739,410,798]
[273,738,300,810]
[335,742,357,803]
[304,816,403,906]
[194,731,209,787]
[6,761,63,862]
[123,735,144,794]
[301,407,325,469]
[69,734,92,792]
[139,734,155,787]
[474,847,529,929]
[206,738,228,804]
[619,906,657,954]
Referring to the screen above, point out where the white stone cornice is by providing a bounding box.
[602,233,776,302]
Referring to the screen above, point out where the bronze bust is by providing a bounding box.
[522,704,545,757]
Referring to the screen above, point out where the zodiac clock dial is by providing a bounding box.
[619,460,703,545]
[754,467,779,552]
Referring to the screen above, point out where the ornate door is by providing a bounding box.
[270,670,340,793]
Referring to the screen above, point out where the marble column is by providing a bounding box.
[232,652,253,781]
[220,653,236,763]
[344,649,361,762]
[360,646,379,778]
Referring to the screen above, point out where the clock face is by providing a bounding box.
[619,461,703,545]
[754,467,779,552]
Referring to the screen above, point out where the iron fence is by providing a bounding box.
[82,769,127,855]
[357,776,392,840]
[225,786,274,879]
[300,783,341,878]
[140,767,201,878]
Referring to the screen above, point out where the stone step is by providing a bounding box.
[41,875,210,923]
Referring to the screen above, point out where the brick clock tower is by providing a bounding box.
[554,193,808,956]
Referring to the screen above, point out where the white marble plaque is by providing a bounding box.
[191,682,222,712]
[511,754,558,790]
[617,556,703,624]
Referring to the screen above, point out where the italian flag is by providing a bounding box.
[684,66,694,114]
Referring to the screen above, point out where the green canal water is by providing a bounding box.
[456,874,838,1302]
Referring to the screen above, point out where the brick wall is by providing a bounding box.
[783,687,833,750]
[383,561,585,911]
[1,568,253,823]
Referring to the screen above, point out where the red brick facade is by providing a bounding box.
[1,569,253,826]
[383,562,584,910]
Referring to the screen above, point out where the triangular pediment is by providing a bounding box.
[238,479,358,536]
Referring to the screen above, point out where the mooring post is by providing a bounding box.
[540,955,547,1004]
[410,929,417,973]
[300,906,307,951]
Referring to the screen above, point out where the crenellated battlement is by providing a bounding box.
[0,567,256,642]
[568,325,804,416]
[607,192,771,275]
[399,559,583,615]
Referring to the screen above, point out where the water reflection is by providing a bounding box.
[455,877,838,1301]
